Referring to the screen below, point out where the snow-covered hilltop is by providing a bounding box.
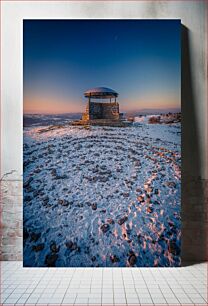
[23,120,181,267]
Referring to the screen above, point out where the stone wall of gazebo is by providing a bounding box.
[82,101,120,121]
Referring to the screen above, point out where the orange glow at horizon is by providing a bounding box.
[120,94,180,112]
[24,94,180,115]
[24,95,83,114]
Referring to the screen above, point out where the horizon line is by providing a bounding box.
[23,107,181,116]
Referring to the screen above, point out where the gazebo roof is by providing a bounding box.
[84,87,118,98]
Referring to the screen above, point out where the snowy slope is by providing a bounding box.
[23,122,181,267]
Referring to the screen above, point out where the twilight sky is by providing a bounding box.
[23,20,181,114]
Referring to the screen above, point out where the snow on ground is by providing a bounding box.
[23,122,181,267]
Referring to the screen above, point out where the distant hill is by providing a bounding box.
[23,113,82,127]
[125,108,181,117]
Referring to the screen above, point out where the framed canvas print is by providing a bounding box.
[23,19,181,267]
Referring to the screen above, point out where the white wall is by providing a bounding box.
[1,1,207,180]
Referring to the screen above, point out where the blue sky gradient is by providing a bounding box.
[23,20,181,114]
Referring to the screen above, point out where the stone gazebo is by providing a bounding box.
[73,87,129,127]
